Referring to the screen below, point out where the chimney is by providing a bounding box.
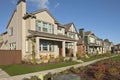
[16,0,26,51]
[79,28,85,39]
[17,0,26,17]
[17,0,26,5]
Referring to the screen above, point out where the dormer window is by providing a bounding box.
[57,27,62,34]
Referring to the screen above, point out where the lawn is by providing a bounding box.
[0,61,79,76]
[81,53,117,62]
[0,53,118,76]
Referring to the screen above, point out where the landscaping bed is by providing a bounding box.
[56,55,120,80]
[23,54,120,80]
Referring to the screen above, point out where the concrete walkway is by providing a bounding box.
[0,69,10,79]
[0,55,118,80]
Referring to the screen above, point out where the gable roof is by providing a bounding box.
[24,8,59,23]
[85,31,95,36]
[6,9,16,29]
[63,22,78,33]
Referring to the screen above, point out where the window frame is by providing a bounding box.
[9,42,16,50]
[40,40,54,52]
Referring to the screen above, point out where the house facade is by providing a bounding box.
[78,28,113,54]
[0,0,78,60]
[114,44,120,53]
[103,39,114,53]
[84,31,103,54]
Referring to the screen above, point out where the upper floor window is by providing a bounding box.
[69,27,72,32]
[36,20,54,34]
[43,22,48,32]
[68,32,75,39]
[57,27,63,34]
[89,37,95,43]
[36,21,42,31]
[8,27,13,36]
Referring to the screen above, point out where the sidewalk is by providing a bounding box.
[0,56,117,80]
[0,69,10,79]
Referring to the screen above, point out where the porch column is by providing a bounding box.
[36,37,40,58]
[62,41,66,57]
[73,42,77,57]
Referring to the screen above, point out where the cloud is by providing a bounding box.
[55,3,60,8]
[28,0,49,9]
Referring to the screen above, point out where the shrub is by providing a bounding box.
[22,76,41,80]
[108,67,119,76]
[61,70,69,74]
[94,71,104,80]
[44,72,53,80]
[76,52,82,59]
[69,67,80,74]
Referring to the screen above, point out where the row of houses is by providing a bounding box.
[77,29,114,56]
[0,0,115,61]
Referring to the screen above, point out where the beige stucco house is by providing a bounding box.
[0,0,78,60]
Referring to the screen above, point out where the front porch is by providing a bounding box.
[35,37,77,59]
[87,46,103,54]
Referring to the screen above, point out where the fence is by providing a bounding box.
[0,50,21,65]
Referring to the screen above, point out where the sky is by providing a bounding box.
[0,0,120,44]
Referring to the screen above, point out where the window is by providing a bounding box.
[9,42,16,50]
[36,21,42,31]
[40,40,54,52]
[36,20,54,34]
[58,27,62,34]
[69,32,75,39]
[8,28,13,36]
[49,24,54,34]
[89,37,95,43]
[43,42,48,51]
[49,42,54,51]
[25,40,29,52]
[43,22,48,32]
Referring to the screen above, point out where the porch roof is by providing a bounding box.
[28,30,77,41]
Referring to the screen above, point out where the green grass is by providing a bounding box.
[111,54,120,61]
[0,61,79,76]
[81,53,117,62]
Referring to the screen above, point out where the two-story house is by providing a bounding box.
[0,0,78,60]
[103,39,113,53]
[78,28,103,54]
